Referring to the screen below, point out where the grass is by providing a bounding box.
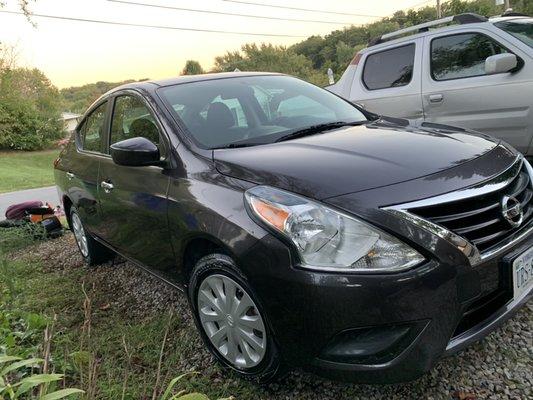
[0,150,59,193]
[0,227,531,399]
[0,228,257,399]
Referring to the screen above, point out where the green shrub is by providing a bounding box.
[0,68,64,151]
[0,356,84,399]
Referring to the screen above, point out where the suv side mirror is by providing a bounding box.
[485,53,518,75]
[110,137,160,167]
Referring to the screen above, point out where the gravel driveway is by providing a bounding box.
[26,234,533,400]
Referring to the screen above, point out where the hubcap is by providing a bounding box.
[71,213,89,257]
[197,274,267,369]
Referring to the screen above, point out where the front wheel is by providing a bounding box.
[70,207,114,266]
[188,254,284,383]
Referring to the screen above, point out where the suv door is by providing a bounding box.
[97,92,174,270]
[63,101,109,232]
[422,29,533,155]
[349,38,424,121]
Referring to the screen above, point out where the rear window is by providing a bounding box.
[362,44,415,90]
[495,18,533,49]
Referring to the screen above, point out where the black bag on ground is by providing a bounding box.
[41,216,63,238]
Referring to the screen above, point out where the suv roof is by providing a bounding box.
[367,12,531,49]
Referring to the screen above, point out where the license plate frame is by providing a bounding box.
[512,246,533,300]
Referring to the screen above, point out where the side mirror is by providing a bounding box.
[110,137,160,167]
[485,53,518,75]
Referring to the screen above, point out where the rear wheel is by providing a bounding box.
[188,254,284,383]
[70,207,114,266]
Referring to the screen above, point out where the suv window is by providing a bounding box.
[431,33,509,81]
[110,95,161,147]
[80,101,107,153]
[362,44,415,90]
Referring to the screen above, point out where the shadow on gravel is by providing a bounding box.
[15,233,532,400]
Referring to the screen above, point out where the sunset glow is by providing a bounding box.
[1,0,430,87]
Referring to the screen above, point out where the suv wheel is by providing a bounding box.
[188,254,284,383]
[70,207,114,266]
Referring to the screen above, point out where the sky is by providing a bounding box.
[0,0,432,88]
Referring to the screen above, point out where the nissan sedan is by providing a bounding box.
[54,72,533,383]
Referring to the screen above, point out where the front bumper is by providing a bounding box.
[239,230,532,384]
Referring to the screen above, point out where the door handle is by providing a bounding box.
[429,94,444,103]
[66,172,75,180]
[100,181,114,193]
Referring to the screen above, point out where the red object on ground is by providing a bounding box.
[5,201,43,220]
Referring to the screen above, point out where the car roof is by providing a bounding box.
[361,15,530,53]
[111,71,283,92]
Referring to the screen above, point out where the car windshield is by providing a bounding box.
[158,75,367,149]
[495,18,533,49]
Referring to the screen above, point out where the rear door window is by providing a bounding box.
[79,101,107,153]
[362,44,416,90]
[431,33,509,81]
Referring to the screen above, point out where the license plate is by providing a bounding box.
[513,247,533,300]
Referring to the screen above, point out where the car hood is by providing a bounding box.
[213,119,499,200]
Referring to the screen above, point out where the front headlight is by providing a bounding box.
[245,186,424,272]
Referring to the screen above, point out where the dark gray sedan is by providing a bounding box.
[54,72,533,383]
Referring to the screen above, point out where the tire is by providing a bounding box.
[69,207,115,266]
[188,254,285,383]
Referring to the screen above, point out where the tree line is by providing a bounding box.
[62,0,532,114]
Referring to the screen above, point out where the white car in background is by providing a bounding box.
[328,12,533,156]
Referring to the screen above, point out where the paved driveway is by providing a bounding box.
[0,186,59,219]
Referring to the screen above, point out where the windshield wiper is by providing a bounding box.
[219,142,260,149]
[274,121,365,143]
[217,121,366,148]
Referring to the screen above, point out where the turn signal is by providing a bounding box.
[249,197,289,231]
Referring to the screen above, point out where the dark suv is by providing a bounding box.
[54,72,533,383]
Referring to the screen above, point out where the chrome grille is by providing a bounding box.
[409,162,533,253]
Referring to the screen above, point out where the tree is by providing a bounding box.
[181,60,204,75]
[291,35,326,70]
[0,67,65,150]
[0,0,35,21]
[213,43,328,86]
[60,79,147,113]
[0,43,18,71]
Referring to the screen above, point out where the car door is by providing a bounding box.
[97,92,175,270]
[62,101,109,232]
[422,29,533,155]
[349,38,424,121]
